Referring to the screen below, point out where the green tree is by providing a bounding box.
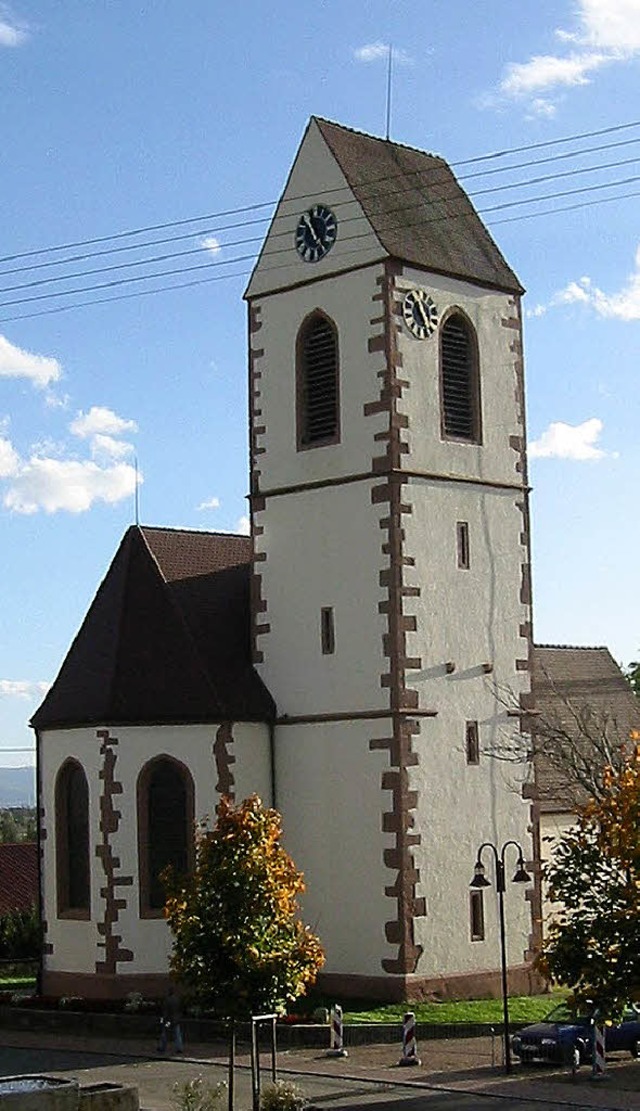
[625,658,640,698]
[0,808,37,843]
[164,795,324,1018]
[538,746,640,1016]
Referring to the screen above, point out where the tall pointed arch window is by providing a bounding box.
[137,756,194,916]
[297,312,340,449]
[440,312,482,443]
[55,759,90,917]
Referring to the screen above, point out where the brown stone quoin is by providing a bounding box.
[95,729,134,976]
[367,260,425,979]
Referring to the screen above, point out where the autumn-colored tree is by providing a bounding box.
[538,746,640,1016]
[164,795,324,1018]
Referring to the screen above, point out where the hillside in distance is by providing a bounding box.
[0,766,36,806]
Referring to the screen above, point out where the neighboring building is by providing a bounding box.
[532,644,640,928]
[35,117,539,1001]
[0,842,38,916]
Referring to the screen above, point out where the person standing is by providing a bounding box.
[158,984,184,1053]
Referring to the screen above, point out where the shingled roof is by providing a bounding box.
[32,526,275,730]
[532,645,640,813]
[314,118,524,295]
[0,841,37,914]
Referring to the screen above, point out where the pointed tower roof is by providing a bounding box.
[246,117,523,299]
[314,118,523,294]
[32,526,275,730]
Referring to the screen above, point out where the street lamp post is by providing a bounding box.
[470,840,531,1074]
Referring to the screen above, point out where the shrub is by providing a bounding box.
[171,1077,226,1111]
[0,905,40,960]
[260,1080,305,1111]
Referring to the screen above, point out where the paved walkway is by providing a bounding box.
[1,1027,639,1110]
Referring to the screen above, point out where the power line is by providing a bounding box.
[0,214,272,279]
[458,133,640,182]
[452,116,640,166]
[491,186,640,226]
[1,153,638,301]
[0,175,635,322]
[1,117,639,270]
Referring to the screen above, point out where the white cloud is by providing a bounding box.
[0,6,28,47]
[3,458,138,514]
[70,406,138,439]
[579,0,640,51]
[0,335,61,389]
[353,42,412,65]
[489,1,640,111]
[197,496,221,511]
[69,407,137,466]
[499,50,611,97]
[0,679,49,699]
[528,98,557,119]
[201,236,221,256]
[90,433,134,461]
[528,243,640,321]
[236,514,250,535]
[529,417,608,460]
[0,436,18,477]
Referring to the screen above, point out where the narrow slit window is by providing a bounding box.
[55,759,90,917]
[297,313,339,449]
[470,890,485,941]
[138,757,195,916]
[466,720,480,765]
[440,313,481,443]
[457,521,470,569]
[321,607,335,655]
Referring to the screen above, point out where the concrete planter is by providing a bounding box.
[78,1084,139,1111]
[0,1076,78,1111]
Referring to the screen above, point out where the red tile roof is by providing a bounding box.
[0,841,38,914]
[314,118,524,295]
[533,645,640,813]
[32,526,275,730]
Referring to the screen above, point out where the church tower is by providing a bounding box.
[245,119,537,999]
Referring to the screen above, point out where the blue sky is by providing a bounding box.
[0,0,639,767]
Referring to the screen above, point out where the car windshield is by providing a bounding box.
[543,1003,582,1024]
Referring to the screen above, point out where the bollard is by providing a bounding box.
[398,1011,422,1067]
[592,1024,606,1079]
[326,1004,348,1058]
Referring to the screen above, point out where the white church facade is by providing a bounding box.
[33,118,541,1002]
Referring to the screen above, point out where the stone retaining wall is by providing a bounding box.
[0,1006,524,1047]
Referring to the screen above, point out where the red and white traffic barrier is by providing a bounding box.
[398,1011,421,1066]
[327,1004,348,1058]
[592,1024,606,1078]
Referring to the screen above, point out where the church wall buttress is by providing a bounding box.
[394,270,535,984]
[368,261,425,977]
[95,729,134,975]
[40,722,272,994]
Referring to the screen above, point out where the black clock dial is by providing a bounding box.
[402,289,439,339]
[295,204,338,263]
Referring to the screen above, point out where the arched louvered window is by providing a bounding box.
[297,312,340,448]
[55,759,90,916]
[440,312,481,443]
[137,756,194,915]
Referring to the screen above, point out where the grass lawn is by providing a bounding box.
[341,993,564,1025]
[0,976,36,990]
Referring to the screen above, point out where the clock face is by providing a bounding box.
[403,289,439,339]
[295,204,338,263]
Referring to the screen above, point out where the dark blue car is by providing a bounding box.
[511,1002,640,1065]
